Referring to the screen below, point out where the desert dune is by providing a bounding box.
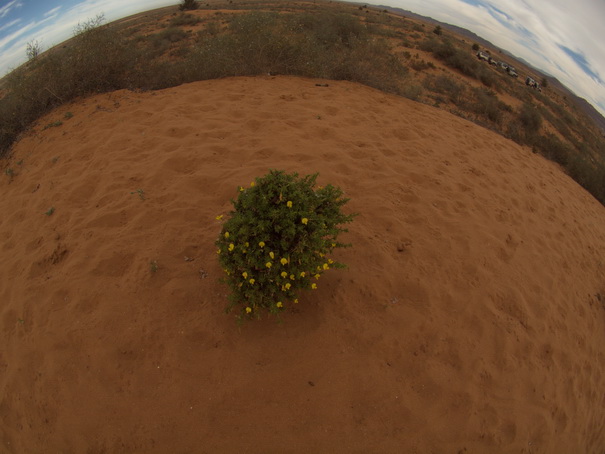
[0,76,604,453]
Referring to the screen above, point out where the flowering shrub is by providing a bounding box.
[215,170,354,319]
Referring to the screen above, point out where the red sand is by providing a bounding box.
[1,76,604,453]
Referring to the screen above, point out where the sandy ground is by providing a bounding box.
[1,76,604,453]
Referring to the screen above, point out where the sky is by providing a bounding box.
[0,0,604,117]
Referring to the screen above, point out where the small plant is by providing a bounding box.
[215,170,355,320]
[26,39,42,61]
[432,25,442,35]
[131,189,145,200]
[45,207,55,216]
[64,112,74,119]
[42,121,63,130]
[5,168,14,178]
[150,260,159,273]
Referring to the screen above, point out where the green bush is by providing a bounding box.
[463,87,507,124]
[215,170,355,320]
[518,102,542,132]
[179,0,198,11]
[422,74,464,104]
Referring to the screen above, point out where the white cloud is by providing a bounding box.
[0,0,22,18]
[0,21,36,50]
[44,6,62,18]
[0,18,21,32]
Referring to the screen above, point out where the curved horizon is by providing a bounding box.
[0,0,604,118]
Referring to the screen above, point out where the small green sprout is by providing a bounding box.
[131,189,145,200]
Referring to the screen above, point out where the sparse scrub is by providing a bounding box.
[519,102,543,132]
[170,13,202,27]
[215,170,354,320]
[151,27,189,50]
[420,37,494,87]
[462,87,507,124]
[506,103,542,145]
[531,133,575,170]
[422,75,465,104]
[409,58,435,72]
[567,154,605,204]
[172,11,405,94]
[400,83,423,101]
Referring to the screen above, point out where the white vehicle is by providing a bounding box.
[477,51,490,62]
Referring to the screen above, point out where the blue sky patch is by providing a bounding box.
[558,44,603,84]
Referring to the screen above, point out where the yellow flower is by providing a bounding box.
[259,241,265,248]
[301,218,308,225]
[285,283,291,290]
[265,262,272,268]
[228,243,235,251]
[323,263,330,270]
[299,271,306,278]
[281,271,288,278]
[249,278,255,285]
[311,283,317,290]
[245,307,252,314]
[224,231,230,238]
[290,274,295,280]
[269,251,275,259]
[280,258,288,265]
[250,181,255,187]
[328,259,334,264]
[286,201,293,208]
[314,274,321,280]
[276,302,283,308]
[331,243,336,248]
[294,298,299,304]
[317,266,322,271]
[245,242,249,247]
[216,249,221,255]
[215,215,223,220]
[242,272,248,279]
[239,186,244,192]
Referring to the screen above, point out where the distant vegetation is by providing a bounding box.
[1,0,604,204]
